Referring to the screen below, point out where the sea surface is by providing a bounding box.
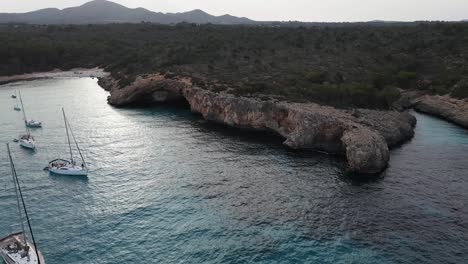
[0,78,467,264]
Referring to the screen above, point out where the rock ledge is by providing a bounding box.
[99,74,417,175]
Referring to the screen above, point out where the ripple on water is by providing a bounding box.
[0,79,467,263]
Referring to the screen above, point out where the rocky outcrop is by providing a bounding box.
[394,91,468,129]
[413,95,468,128]
[99,74,187,105]
[99,74,417,175]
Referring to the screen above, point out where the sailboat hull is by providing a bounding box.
[49,167,88,176]
[19,140,35,150]
[26,120,42,128]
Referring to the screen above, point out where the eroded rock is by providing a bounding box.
[99,74,417,175]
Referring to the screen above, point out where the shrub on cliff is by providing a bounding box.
[397,71,418,89]
[378,86,401,108]
[451,80,468,99]
[305,70,328,84]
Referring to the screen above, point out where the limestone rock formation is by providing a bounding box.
[99,74,417,175]
[414,95,468,128]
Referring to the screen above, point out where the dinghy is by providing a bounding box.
[0,144,46,264]
[46,108,88,177]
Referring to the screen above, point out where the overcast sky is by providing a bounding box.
[2,0,468,22]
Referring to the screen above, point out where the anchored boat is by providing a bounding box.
[18,91,42,128]
[1,144,45,264]
[46,108,88,176]
[13,91,21,111]
[18,134,35,150]
[25,120,42,128]
[17,91,37,150]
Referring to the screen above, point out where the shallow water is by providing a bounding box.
[0,78,467,264]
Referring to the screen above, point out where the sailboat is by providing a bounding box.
[46,108,88,176]
[0,143,46,264]
[18,91,42,128]
[13,91,21,111]
[17,91,37,150]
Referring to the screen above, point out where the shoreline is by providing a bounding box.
[4,71,466,175]
[398,91,468,129]
[98,73,417,175]
[0,68,109,85]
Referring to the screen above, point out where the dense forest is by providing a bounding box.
[1,22,467,108]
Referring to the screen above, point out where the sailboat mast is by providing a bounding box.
[18,90,30,135]
[63,108,74,163]
[68,121,87,168]
[6,143,42,264]
[6,143,26,244]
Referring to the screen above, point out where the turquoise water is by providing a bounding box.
[0,78,467,263]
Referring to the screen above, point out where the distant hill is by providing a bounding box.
[0,0,254,25]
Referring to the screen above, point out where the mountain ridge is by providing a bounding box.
[0,0,254,25]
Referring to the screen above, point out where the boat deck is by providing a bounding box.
[0,232,23,248]
[0,232,45,264]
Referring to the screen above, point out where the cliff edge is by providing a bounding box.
[99,74,416,175]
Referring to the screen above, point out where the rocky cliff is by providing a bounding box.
[396,91,468,129]
[414,95,468,128]
[99,74,416,175]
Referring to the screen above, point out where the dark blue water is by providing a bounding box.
[0,78,467,264]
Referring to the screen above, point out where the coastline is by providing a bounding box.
[0,68,109,85]
[398,91,468,129]
[98,73,417,175]
[414,95,468,129]
[3,70,466,175]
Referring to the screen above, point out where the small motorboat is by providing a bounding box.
[46,108,88,176]
[25,120,42,128]
[1,144,46,264]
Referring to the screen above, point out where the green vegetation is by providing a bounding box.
[1,22,468,108]
[451,80,468,99]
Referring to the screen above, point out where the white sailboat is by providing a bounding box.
[46,108,88,176]
[18,91,42,128]
[17,91,37,150]
[0,144,46,264]
[13,91,21,111]
[18,135,35,150]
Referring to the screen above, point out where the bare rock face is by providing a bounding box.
[342,128,389,174]
[414,95,468,128]
[351,109,417,147]
[100,74,416,175]
[100,74,188,105]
